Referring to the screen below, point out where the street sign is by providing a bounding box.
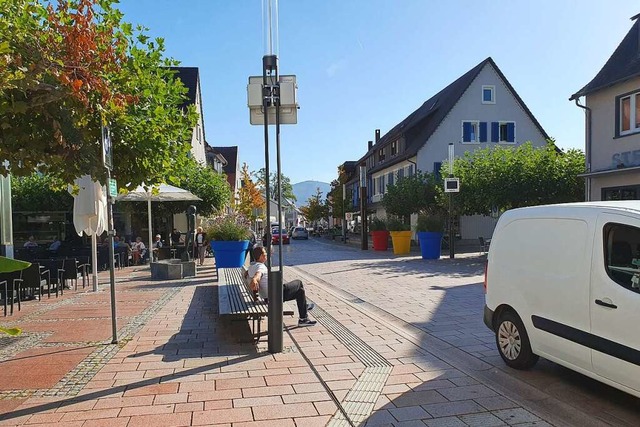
[108,179,117,198]
[102,125,113,170]
[444,178,460,193]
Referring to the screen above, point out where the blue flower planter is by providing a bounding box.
[210,240,250,268]
[417,231,442,260]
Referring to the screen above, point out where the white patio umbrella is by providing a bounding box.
[116,183,201,252]
[69,175,108,291]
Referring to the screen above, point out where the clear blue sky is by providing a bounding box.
[118,1,638,185]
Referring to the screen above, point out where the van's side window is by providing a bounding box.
[604,223,640,293]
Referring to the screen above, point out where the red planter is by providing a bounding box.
[371,230,389,251]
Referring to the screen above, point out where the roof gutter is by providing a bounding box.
[573,97,592,201]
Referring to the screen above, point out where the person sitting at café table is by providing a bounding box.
[24,235,38,248]
[152,234,163,261]
[48,237,62,252]
[131,237,146,265]
[171,228,182,246]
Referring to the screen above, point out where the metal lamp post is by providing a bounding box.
[246,0,298,354]
[342,184,347,244]
[359,165,368,250]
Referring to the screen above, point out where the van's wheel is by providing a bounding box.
[495,310,539,369]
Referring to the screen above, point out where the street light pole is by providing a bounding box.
[359,165,368,250]
[342,184,346,244]
[448,143,455,259]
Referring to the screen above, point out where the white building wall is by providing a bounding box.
[191,82,207,165]
[415,63,548,239]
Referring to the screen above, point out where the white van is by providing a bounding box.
[484,201,640,398]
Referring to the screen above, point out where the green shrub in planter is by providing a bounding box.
[370,217,387,231]
[416,214,445,232]
[203,213,251,241]
[387,217,410,231]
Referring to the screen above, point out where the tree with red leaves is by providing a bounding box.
[0,0,197,188]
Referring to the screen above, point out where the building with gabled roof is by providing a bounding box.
[346,57,550,239]
[168,67,207,165]
[571,13,640,201]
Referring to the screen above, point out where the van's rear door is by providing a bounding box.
[591,213,640,392]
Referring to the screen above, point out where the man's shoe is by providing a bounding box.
[307,303,315,311]
[298,318,317,326]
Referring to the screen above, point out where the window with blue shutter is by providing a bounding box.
[388,172,394,187]
[479,122,487,142]
[463,122,472,142]
[507,122,515,142]
[434,162,442,180]
[491,122,499,142]
[408,164,414,176]
[398,168,404,179]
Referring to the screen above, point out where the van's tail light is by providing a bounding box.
[483,261,488,293]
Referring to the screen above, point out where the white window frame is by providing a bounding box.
[462,120,480,144]
[482,85,495,104]
[620,91,640,136]
[498,121,516,144]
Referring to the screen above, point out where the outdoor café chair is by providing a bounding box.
[0,271,22,315]
[21,262,54,300]
[62,258,85,291]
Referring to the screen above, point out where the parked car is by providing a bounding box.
[484,201,640,398]
[291,226,309,240]
[271,228,290,245]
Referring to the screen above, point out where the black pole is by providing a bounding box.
[449,174,455,259]
[360,186,368,250]
[263,54,283,354]
[106,169,118,344]
[342,186,347,244]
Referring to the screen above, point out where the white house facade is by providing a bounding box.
[350,57,550,240]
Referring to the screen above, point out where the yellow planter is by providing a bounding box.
[389,231,412,255]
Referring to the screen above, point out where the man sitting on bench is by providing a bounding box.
[247,247,317,326]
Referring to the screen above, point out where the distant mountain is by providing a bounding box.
[292,180,331,205]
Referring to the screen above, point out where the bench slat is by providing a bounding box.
[218,267,268,317]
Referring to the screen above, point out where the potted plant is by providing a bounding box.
[203,213,252,268]
[387,217,412,255]
[416,214,445,259]
[369,217,389,251]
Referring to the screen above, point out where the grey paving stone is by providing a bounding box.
[394,421,428,427]
[423,416,467,427]
[474,396,519,411]
[364,409,397,426]
[422,400,486,418]
[389,405,431,422]
[390,390,448,408]
[491,408,541,425]
[437,385,499,402]
[459,412,508,427]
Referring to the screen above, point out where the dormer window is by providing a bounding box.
[482,85,495,104]
[378,148,385,162]
[391,141,397,156]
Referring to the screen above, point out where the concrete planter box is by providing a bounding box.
[150,259,197,280]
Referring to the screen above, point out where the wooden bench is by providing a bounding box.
[217,267,296,342]
[218,267,269,342]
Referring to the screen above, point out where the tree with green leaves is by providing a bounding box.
[253,168,296,203]
[448,142,585,216]
[0,0,197,187]
[299,188,328,224]
[382,171,442,224]
[169,160,232,217]
[11,173,73,212]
